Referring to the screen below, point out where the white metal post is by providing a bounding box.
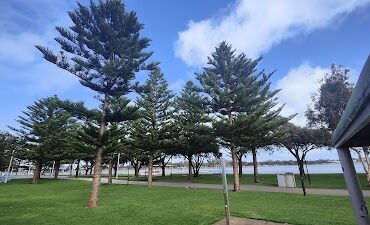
[221,158,230,225]
[27,163,32,176]
[4,150,15,184]
[337,147,369,225]
[116,153,120,180]
[50,161,55,177]
[127,163,130,185]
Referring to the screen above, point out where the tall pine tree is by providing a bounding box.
[174,81,218,178]
[36,0,153,207]
[10,96,79,184]
[131,68,174,187]
[197,42,287,191]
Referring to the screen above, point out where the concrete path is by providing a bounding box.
[213,217,290,225]
[72,177,370,197]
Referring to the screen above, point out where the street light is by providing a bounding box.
[116,139,122,180]
[116,152,120,180]
[4,150,15,184]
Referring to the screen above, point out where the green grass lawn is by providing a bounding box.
[0,179,364,225]
[124,173,369,189]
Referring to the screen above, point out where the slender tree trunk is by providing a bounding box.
[134,163,139,177]
[32,160,41,184]
[89,161,93,175]
[187,155,193,181]
[193,163,200,177]
[362,147,370,187]
[353,147,370,187]
[238,156,243,177]
[86,93,109,208]
[148,153,154,187]
[75,159,80,178]
[38,162,42,179]
[114,161,118,178]
[69,162,73,176]
[161,165,166,177]
[252,149,259,183]
[108,160,113,185]
[231,141,240,192]
[85,162,89,175]
[298,159,306,196]
[161,158,166,177]
[53,161,60,180]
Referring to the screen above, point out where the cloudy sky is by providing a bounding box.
[1,0,370,161]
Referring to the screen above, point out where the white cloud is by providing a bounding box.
[169,79,186,93]
[175,0,370,67]
[24,63,78,93]
[0,33,45,64]
[0,1,79,93]
[276,63,329,126]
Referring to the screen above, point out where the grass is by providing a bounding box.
[125,173,370,189]
[0,179,365,225]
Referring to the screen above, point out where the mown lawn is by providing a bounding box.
[125,173,369,189]
[0,179,364,225]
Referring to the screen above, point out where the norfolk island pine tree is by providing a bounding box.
[36,0,155,207]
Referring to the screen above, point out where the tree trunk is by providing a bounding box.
[161,164,166,177]
[75,159,80,178]
[298,160,307,196]
[38,162,42,179]
[53,161,60,180]
[148,153,154,187]
[32,160,41,184]
[85,164,89,175]
[231,141,240,192]
[193,164,200,177]
[108,160,113,185]
[86,147,103,208]
[187,155,193,181]
[134,163,139,177]
[86,93,109,208]
[161,158,166,177]
[362,147,370,187]
[89,161,93,175]
[252,149,259,183]
[69,162,73,176]
[114,161,118,178]
[353,147,370,187]
[238,156,243,177]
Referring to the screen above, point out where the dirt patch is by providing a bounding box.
[213,217,290,225]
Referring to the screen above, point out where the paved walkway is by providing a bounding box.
[213,217,290,225]
[72,177,370,197]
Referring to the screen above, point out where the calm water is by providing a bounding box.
[164,162,365,175]
[201,163,365,174]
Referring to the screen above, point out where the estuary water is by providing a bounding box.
[166,162,365,175]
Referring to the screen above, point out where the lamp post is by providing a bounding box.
[220,156,230,225]
[4,150,15,184]
[116,139,122,180]
[116,152,120,180]
[127,163,130,185]
[50,161,55,177]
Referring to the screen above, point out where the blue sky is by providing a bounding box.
[1,0,370,161]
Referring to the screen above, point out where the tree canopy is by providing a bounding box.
[197,41,289,191]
